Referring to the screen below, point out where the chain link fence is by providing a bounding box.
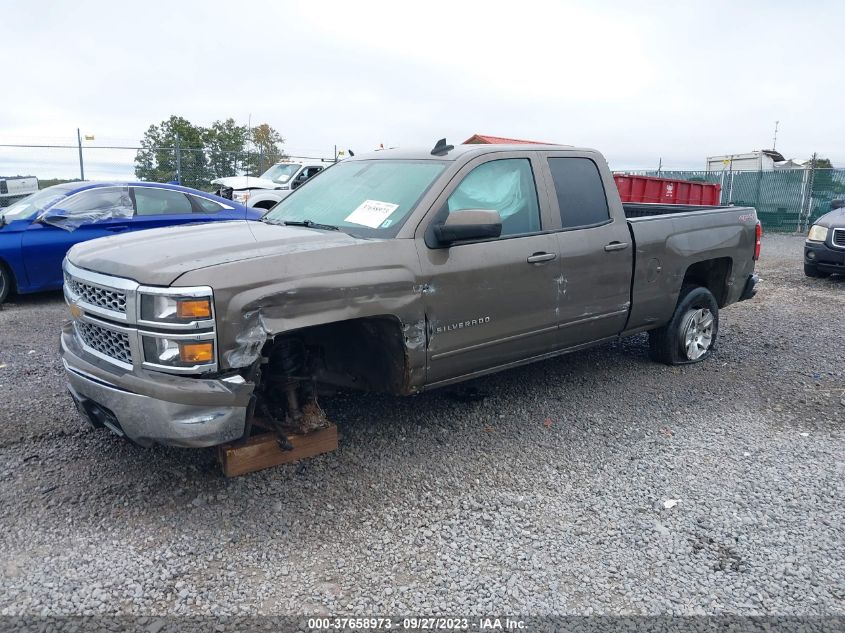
[2,144,843,232]
[0,144,334,194]
[620,168,845,232]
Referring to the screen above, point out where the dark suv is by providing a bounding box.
[805,199,845,277]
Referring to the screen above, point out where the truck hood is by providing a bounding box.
[67,220,361,286]
[210,176,282,191]
[814,208,845,228]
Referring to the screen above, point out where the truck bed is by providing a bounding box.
[623,202,758,336]
[623,202,728,218]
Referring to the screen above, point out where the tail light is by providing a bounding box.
[753,221,762,260]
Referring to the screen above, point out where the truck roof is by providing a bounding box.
[349,143,579,162]
[273,157,335,165]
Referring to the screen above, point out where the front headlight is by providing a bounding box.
[142,336,215,368]
[808,225,829,242]
[140,294,212,323]
[233,191,251,203]
[137,287,216,372]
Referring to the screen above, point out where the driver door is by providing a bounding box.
[21,186,134,291]
[415,154,562,385]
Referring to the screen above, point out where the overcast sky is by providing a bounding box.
[2,0,844,178]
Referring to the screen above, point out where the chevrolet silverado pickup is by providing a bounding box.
[60,141,761,448]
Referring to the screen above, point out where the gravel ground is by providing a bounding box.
[0,234,843,618]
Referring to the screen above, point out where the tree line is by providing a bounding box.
[134,116,285,189]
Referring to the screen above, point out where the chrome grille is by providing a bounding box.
[65,273,127,313]
[833,228,845,248]
[75,321,132,365]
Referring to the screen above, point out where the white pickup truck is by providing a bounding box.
[211,158,334,210]
[0,176,39,207]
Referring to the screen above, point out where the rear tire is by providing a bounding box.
[0,264,11,305]
[648,286,719,365]
[804,263,830,278]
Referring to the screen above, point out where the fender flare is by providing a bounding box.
[247,190,289,209]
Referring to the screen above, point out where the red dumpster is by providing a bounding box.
[613,174,721,206]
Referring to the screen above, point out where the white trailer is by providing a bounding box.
[0,176,39,207]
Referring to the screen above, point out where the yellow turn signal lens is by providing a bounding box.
[179,342,214,363]
[176,299,212,319]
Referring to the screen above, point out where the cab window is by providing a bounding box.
[133,187,194,216]
[293,166,323,188]
[447,159,541,237]
[59,187,134,219]
[192,195,225,213]
[547,158,610,229]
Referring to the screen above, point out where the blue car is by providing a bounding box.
[0,182,262,303]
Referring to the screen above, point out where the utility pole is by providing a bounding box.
[76,128,85,180]
[175,132,182,185]
[803,152,818,232]
[772,120,779,150]
[657,157,662,176]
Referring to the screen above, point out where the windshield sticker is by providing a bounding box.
[345,199,399,228]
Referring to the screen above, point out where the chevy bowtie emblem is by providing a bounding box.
[68,302,82,319]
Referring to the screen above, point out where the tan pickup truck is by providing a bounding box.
[60,141,761,448]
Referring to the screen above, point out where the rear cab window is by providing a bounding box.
[547,157,611,229]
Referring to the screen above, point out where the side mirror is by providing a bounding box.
[831,199,844,211]
[433,209,502,245]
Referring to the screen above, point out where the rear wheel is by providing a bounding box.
[804,263,830,278]
[0,264,11,304]
[649,286,719,365]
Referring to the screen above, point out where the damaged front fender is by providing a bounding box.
[176,238,430,392]
[224,309,271,369]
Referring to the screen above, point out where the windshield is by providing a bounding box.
[263,160,447,237]
[0,188,68,222]
[260,163,303,184]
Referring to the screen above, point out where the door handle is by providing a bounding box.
[527,252,557,264]
[604,241,629,252]
[104,225,130,232]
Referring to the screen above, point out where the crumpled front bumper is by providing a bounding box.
[61,322,254,448]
